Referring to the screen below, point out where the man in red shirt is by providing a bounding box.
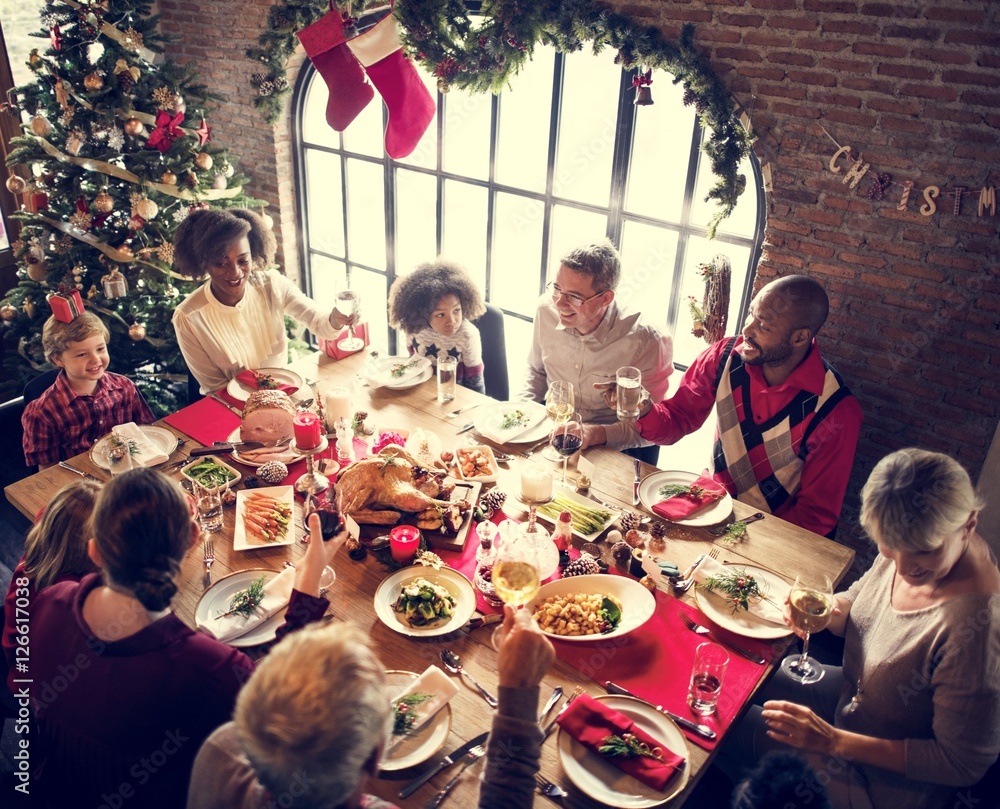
[635,275,862,537]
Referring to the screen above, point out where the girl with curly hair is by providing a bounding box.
[171,208,354,393]
[388,259,487,393]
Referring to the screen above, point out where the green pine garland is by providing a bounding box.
[249,0,752,235]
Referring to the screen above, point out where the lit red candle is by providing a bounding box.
[292,411,322,450]
[389,524,421,563]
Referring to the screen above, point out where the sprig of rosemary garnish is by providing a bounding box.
[392,692,433,736]
[390,359,419,378]
[599,733,664,762]
[499,409,527,430]
[657,483,706,500]
[219,574,266,619]
[700,567,767,614]
[719,520,748,546]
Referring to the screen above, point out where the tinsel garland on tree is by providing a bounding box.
[248,0,753,235]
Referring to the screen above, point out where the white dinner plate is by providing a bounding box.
[557,694,689,806]
[694,564,792,640]
[379,670,453,771]
[638,470,733,527]
[373,567,477,638]
[226,368,305,403]
[533,489,618,542]
[366,356,434,389]
[233,486,297,551]
[195,568,284,648]
[526,574,656,642]
[472,401,549,444]
[226,428,298,468]
[90,425,177,470]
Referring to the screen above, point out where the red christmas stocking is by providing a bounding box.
[296,10,374,131]
[346,14,435,159]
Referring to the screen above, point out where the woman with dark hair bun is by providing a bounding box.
[171,207,355,393]
[24,467,345,809]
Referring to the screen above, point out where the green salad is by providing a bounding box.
[392,578,457,627]
[182,459,237,489]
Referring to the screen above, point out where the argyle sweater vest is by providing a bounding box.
[711,338,852,515]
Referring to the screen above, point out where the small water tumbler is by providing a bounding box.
[437,356,458,403]
[687,641,728,715]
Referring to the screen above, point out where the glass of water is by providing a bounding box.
[437,356,458,403]
[335,290,364,352]
[616,366,643,422]
[195,482,224,533]
[687,642,729,715]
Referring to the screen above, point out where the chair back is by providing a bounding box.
[22,368,61,406]
[473,304,509,401]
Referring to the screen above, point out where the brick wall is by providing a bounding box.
[156,0,1000,572]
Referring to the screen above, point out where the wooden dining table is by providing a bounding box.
[5,349,854,808]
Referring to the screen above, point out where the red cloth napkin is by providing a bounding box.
[235,370,299,396]
[163,397,241,447]
[556,693,685,792]
[551,575,774,750]
[319,322,370,360]
[651,475,727,521]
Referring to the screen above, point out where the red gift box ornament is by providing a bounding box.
[48,289,85,323]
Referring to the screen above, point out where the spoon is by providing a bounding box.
[440,649,498,708]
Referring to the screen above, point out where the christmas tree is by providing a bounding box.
[1,0,260,414]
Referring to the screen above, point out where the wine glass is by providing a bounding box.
[335,290,364,352]
[490,527,542,651]
[542,381,574,461]
[550,412,583,486]
[781,572,834,684]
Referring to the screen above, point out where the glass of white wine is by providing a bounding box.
[335,289,364,352]
[490,535,542,652]
[781,572,834,684]
[542,380,574,461]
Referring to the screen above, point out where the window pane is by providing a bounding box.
[504,315,534,396]
[624,78,695,224]
[345,158,386,270]
[309,254,347,308]
[492,192,543,315]
[351,268,390,354]
[301,75,342,150]
[618,221,678,332]
[553,51,618,207]
[342,92,387,158]
[691,147,760,238]
[443,90,492,180]
[395,67,439,170]
[395,169,438,272]
[442,180,488,290]
[304,151,345,257]
[495,49,555,192]
[548,206,608,280]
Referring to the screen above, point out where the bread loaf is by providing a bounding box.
[241,390,295,445]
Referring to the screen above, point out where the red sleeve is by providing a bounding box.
[774,394,863,537]
[275,590,330,642]
[636,339,732,446]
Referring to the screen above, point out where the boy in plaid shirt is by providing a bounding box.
[22,311,154,469]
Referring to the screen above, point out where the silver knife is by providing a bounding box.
[58,461,101,482]
[398,731,490,799]
[632,458,642,505]
[456,421,476,434]
[604,681,717,741]
[423,746,486,809]
[209,393,242,416]
[538,686,563,724]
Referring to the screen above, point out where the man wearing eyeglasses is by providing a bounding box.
[520,240,673,460]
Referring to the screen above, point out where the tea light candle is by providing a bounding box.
[292,412,322,450]
[389,524,421,563]
[324,386,353,424]
[520,464,553,502]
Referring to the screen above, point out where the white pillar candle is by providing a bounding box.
[324,386,353,424]
[520,463,553,502]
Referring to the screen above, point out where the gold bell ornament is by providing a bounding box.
[5,173,26,194]
[93,188,114,213]
[633,69,653,106]
[160,169,177,185]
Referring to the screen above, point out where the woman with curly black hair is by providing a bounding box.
[388,258,487,393]
[171,208,354,393]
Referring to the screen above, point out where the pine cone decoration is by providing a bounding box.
[184,171,198,189]
[620,510,641,532]
[650,521,666,540]
[257,81,275,97]
[562,553,601,578]
[118,71,136,94]
[250,72,267,87]
[480,489,507,513]
[273,76,289,92]
[258,461,288,485]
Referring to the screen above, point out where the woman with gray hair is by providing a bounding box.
[726,448,1000,809]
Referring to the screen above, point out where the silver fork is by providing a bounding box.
[423,745,486,808]
[542,685,584,737]
[707,512,766,536]
[535,772,568,803]
[678,610,766,665]
[709,546,721,560]
[203,539,215,574]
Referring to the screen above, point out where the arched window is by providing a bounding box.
[293,41,764,381]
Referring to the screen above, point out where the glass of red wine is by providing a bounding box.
[550,412,583,486]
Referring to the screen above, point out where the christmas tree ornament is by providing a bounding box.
[157,243,176,264]
[129,215,145,230]
[633,69,653,105]
[160,169,177,185]
[123,117,145,137]
[84,72,104,91]
[5,174,26,194]
[194,152,213,171]
[114,59,140,93]
[23,298,38,318]
[222,162,234,178]
[93,189,114,213]
[117,243,134,260]
[152,87,177,108]
[54,79,71,109]
[128,321,146,341]
[164,284,179,298]
[346,15,435,159]
[69,210,93,230]
[122,27,144,52]
[31,114,53,137]
[173,95,186,114]
[0,303,16,322]
[295,10,374,131]
[183,171,198,189]
[101,267,128,298]
[133,197,158,220]
[50,25,62,51]
[211,174,227,190]
[87,284,99,300]
[146,109,184,152]
[29,49,42,69]
[194,117,212,147]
